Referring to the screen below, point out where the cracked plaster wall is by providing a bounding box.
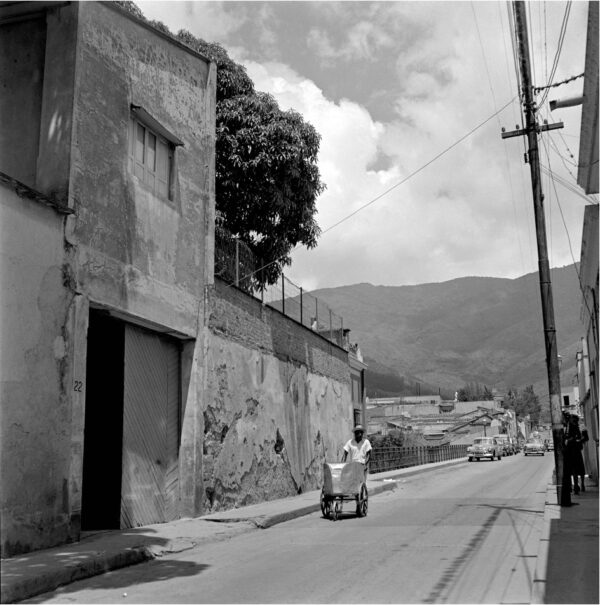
[0,186,75,557]
[1,2,216,556]
[202,280,353,512]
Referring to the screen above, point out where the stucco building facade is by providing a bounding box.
[1,1,357,557]
[1,0,216,556]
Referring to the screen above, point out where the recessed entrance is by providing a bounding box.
[81,309,182,531]
[81,310,124,530]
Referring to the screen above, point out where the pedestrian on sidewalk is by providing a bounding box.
[564,412,587,494]
[342,425,372,476]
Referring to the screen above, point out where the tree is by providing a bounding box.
[212,91,324,285]
[180,33,324,285]
[509,385,541,424]
[456,382,494,401]
[115,2,325,286]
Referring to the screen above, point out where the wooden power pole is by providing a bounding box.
[502,1,570,506]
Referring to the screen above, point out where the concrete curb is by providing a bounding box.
[1,548,154,605]
[530,480,558,605]
[1,458,464,603]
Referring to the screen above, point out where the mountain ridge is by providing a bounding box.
[310,264,583,398]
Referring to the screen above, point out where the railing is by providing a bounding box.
[262,274,345,345]
[369,444,469,473]
[215,226,346,347]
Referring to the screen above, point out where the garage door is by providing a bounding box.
[121,324,180,527]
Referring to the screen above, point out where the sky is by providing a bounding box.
[138,0,596,291]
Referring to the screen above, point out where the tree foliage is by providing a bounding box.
[456,382,494,401]
[506,385,541,423]
[114,2,325,286]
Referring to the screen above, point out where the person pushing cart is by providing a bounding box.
[321,425,371,520]
[342,425,372,471]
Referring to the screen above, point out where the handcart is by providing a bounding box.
[320,461,368,521]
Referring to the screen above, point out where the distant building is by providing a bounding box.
[349,346,367,427]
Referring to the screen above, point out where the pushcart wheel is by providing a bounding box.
[320,489,328,517]
[333,500,341,521]
[321,492,332,518]
[356,484,368,517]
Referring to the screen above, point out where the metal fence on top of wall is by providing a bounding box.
[215,227,346,348]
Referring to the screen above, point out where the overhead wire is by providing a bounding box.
[505,0,543,296]
[506,1,527,158]
[231,96,518,286]
[540,164,599,205]
[527,2,538,93]
[548,132,582,183]
[538,1,572,110]
[473,1,528,278]
[539,134,597,330]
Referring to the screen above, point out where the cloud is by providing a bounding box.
[137,0,245,40]
[136,1,590,290]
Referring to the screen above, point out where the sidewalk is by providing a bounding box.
[1,460,461,603]
[532,481,599,604]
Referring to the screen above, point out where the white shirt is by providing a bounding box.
[343,438,372,463]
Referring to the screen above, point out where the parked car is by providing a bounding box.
[523,440,545,456]
[468,436,502,461]
[494,435,515,456]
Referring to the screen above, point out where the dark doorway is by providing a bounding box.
[81,310,125,530]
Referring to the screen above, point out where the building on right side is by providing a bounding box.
[575,0,599,484]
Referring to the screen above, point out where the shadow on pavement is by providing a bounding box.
[542,490,599,604]
[2,526,205,603]
[24,560,210,602]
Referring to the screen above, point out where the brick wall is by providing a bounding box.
[209,279,350,383]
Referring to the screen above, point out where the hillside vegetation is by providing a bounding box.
[311,264,583,398]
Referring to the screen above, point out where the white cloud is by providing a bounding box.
[137,0,245,40]
[136,1,590,290]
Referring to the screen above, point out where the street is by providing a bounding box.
[29,454,553,604]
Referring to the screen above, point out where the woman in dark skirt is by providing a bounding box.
[563,413,588,493]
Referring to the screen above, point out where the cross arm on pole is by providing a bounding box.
[501,121,564,139]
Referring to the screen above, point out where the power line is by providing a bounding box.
[232,97,518,286]
[534,71,584,92]
[321,96,517,236]
[538,1,572,110]
[507,3,527,135]
[540,135,598,332]
[476,1,528,277]
[540,163,599,205]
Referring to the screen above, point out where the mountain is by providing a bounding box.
[311,264,584,399]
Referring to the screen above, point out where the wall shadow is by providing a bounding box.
[542,491,599,604]
[25,559,209,602]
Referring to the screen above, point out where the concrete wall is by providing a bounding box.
[70,1,215,323]
[65,1,216,524]
[202,280,354,511]
[1,2,216,555]
[0,182,74,556]
[0,15,46,187]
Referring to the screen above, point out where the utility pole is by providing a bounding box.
[502,1,570,506]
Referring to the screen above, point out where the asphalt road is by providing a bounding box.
[29,453,554,604]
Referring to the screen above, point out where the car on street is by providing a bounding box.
[494,435,515,456]
[523,439,545,456]
[467,436,502,461]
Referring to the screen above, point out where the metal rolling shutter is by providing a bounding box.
[121,325,180,527]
